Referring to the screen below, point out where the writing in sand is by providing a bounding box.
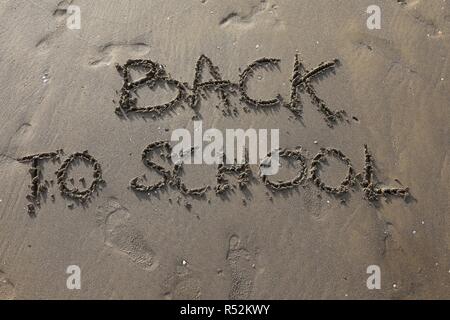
[17,54,410,217]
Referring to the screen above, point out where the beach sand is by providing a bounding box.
[0,0,448,299]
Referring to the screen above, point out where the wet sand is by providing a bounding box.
[0,0,449,299]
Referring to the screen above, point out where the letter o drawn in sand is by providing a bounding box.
[55,151,104,202]
[260,148,308,191]
[309,148,355,195]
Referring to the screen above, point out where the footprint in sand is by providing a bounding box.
[162,264,202,300]
[0,271,15,300]
[172,277,202,300]
[88,43,151,67]
[226,235,256,299]
[219,0,269,27]
[97,199,159,272]
[35,0,76,51]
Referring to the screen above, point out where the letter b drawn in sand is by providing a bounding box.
[66,265,81,290]
[366,5,381,30]
[366,265,381,290]
[67,5,81,30]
